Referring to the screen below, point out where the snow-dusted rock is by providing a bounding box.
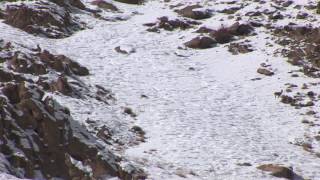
[2,2,84,38]
[176,5,211,20]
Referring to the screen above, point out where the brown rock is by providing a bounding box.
[257,68,274,76]
[195,26,214,33]
[176,5,211,20]
[228,43,253,55]
[184,36,216,49]
[145,16,200,32]
[4,2,83,38]
[38,50,89,76]
[91,0,118,11]
[257,164,294,179]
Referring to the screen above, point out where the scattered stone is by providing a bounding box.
[140,94,148,98]
[124,107,137,117]
[306,110,316,115]
[302,119,310,124]
[228,42,253,55]
[280,95,295,105]
[115,46,136,54]
[237,162,252,166]
[257,68,274,76]
[131,125,145,136]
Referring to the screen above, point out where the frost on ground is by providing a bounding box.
[1,0,320,180]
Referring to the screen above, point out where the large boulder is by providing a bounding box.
[91,0,118,11]
[257,164,300,179]
[209,22,254,44]
[184,36,216,49]
[176,5,211,20]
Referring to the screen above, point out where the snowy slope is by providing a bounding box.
[1,0,320,179]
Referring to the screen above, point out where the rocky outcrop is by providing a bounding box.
[91,0,118,11]
[2,1,84,38]
[0,40,146,180]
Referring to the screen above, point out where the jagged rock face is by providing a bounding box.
[0,81,122,179]
[3,2,84,38]
[0,41,146,180]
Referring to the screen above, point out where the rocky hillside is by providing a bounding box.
[1,0,320,180]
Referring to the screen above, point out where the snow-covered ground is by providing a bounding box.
[1,0,320,179]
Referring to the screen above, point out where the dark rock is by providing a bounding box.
[38,50,89,76]
[91,0,118,11]
[124,107,137,117]
[237,162,252,166]
[145,16,200,32]
[209,23,253,44]
[114,0,144,4]
[131,125,145,136]
[115,46,136,54]
[210,27,234,44]
[195,26,214,33]
[228,43,253,55]
[219,6,242,14]
[281,95,295,105]
[184,36,216,49]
